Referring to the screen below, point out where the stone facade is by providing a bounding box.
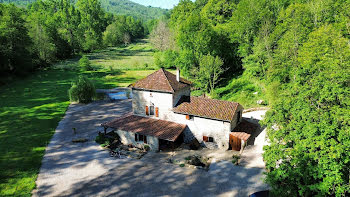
[173,86,191,106]
[131,87,243,150]
[132,88,190,120]
[124,67,246,151]
[170,113,232,149]
[132,89,174,119]
[109,69,244,151]
[115,129,159,151]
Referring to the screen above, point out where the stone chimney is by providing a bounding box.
[176,68,180,82]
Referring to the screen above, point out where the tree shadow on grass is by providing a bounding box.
[0,69,79,195]
[88,47,154,61]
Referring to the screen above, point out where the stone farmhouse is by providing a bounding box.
[102,68,251,151]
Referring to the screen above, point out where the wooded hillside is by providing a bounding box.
[0,0,168,20]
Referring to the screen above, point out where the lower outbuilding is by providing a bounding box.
[101,114,186,151]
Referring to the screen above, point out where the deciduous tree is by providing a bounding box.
[0,4,33,75]
[197,54,224,94]
[263,24,350,197]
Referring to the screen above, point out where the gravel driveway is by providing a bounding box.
[32,100,269,197]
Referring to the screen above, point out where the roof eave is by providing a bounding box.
[132,87,174,94]
[172,110,231,123]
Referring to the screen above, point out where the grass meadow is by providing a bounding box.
[0,39,160,196]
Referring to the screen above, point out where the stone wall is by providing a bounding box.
[114,130,159,151]
[132,89,174,119]
[131,88,244,150]
[230,104,244,130]
[169,113,231,150]
[172,86,191,107]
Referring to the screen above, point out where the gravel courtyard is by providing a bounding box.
[32,100,269,197]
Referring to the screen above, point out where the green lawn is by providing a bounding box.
[88,39,157,70]
[0,70,76,196]
[0,40,159,196]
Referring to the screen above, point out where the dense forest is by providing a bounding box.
[0,0,153,82]
[0,0,168,20]
[151,0,349,196]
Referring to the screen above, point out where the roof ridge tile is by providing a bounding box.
[161,68,175,93]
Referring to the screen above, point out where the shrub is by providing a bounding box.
[108,66,121,75]
[68,76,95,103]
[79,55,93,71]
[179,164,185,167]
[95,133,110,147]
[143,144,150,151]
[232,154,240,165]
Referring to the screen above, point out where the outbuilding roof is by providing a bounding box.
[101,115,186,142]
[130,68,191,93]
[231,119,260,141]
[173,96,240,122]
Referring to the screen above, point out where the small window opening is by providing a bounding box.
[203,136,214,142]
[135,134,147,143]
[186,115,194,120]
[150,105,155,116]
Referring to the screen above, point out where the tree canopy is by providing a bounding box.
[153,0,350,195]
[2,0,169,21]
[0,0,152,83]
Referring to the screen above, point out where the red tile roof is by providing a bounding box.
[101,115,186,142]
[130,68,191,93]
[230,132,251,141]
[173,96,240,122]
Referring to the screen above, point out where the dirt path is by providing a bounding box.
[33,101,268,197]
[239,110,269,168]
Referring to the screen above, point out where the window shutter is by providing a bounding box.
[186,115,190,120]
[203,136,208,142]
[144,136,147,144]
[145,106,149,115]
[155,107,159,117]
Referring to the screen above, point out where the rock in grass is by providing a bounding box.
[257,100,265,105]
[72,138,88,143]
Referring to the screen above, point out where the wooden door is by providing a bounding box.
[230,134,241,151]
